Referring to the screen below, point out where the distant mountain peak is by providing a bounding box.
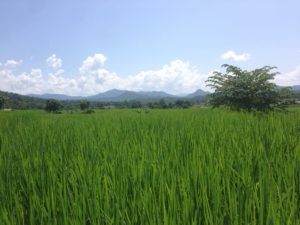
[27,88,210,102]
[29,93,83,100]
[184,89,209,98]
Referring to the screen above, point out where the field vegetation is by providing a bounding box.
[0,108,299,224]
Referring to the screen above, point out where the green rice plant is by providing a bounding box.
[0,108,299,224]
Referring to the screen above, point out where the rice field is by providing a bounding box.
[0,108,299,225]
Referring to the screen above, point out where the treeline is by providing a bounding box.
[113,99,193,109]
[289,90,300,102]
[44,99,199,112]
[0,90,207,110]
[1,89,299,111]
[62,99,196,110]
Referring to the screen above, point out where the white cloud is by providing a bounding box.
[0,68,43,93]
[221,50,251,61]
[46,54,62,70]
[4,59,23,68]
[79,53,107,74]
[2,53,299,96]
[274,65,300,86]
[0,67,80,95]
[78,56,211,95]
[0,54,212,96]
[124,60,211,94]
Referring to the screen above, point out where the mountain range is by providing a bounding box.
[292,85,300,91]
[1,85,299,109]
[29,89,210,102]
[29,85,300,102]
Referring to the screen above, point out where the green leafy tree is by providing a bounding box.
[80,100,90,110]
[45,99,63,112]
[175,100,192,108]
[128,100,142,108]
[158,99,167,109]
[0,96,4,109]
[206,64,291,111]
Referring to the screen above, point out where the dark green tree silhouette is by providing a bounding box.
[0,96,4,109]
[45,99,63,112]
[80,100,90,110]
[206,64,291,111]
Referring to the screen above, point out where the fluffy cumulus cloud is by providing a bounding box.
[46,54,62,70]
[1,53,299,96]
[78,55,211,95]
[221,50,251,62]
[0,67,79,95]
[79,53,107,74]
[0,54,211,95]
[125,60,211,94]
[0,68,43,94]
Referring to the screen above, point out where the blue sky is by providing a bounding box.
[0,0,299,95]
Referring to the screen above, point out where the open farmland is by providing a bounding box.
[0,108,300,225]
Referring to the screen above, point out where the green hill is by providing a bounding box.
[0,91,45,109]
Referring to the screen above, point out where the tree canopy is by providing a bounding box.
[0,96,4,109]
[45,99,63,112]
[206,64,291,111]
[80,100,90,110]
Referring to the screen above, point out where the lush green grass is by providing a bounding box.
[0,108,299,225]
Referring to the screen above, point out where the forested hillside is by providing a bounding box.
[0,91,45,109]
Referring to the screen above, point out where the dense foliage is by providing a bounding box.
[80,100,90,110]
[0,90,205,110]
[45,99,63,112]
[206,64,292,111]
[0,109,299,224]
[0,97,4,109]
[0,91,45,109]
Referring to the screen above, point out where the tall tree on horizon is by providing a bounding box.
[206,64,292,111]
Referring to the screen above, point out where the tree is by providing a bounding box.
[158,99,167,109]
[80,100,90,110]
[45,99,63,112]
[175,100,192,108]
[206,64,291,111]
[0,96,4,109]
[128,100,142,108]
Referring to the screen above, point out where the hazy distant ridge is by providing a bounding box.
[29,89,208,102]
[27,85,300,102]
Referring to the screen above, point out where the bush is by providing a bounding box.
[83,109,95,114]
